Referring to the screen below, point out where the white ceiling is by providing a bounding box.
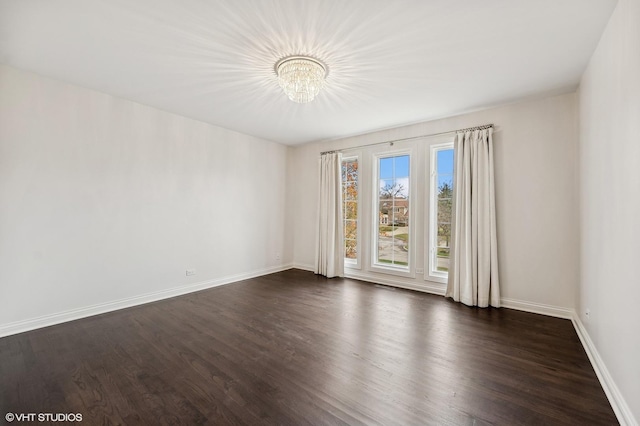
[0,0,617,145]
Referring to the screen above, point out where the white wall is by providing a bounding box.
[0,64,290,333]
[578,0,640,422]
[290,93,579,312]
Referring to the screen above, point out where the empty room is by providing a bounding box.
[0,0,638,425]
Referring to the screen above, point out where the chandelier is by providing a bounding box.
[275,56,327,103]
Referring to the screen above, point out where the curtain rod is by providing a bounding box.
[320,124,493,155]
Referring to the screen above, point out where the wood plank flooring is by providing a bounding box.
[0,269,617,425]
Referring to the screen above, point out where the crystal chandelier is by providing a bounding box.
[275,56,327,103]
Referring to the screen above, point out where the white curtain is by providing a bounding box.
[315,152,344,278]
[446,128,500,307]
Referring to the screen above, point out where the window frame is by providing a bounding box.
[427,141,455,283]
[370,149,415,278]
[341,155,361,269]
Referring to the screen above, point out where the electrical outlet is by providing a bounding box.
[186,269,196,276]
[416,268,424,274]
[585,309,591,320]
[276,252,281,261]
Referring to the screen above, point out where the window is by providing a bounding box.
[374,154,410,269]
[429,144,454,280]
[338,139,452,283]
[341,157,359,264]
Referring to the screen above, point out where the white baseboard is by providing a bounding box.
[339,273,575,317]
[292,262,314,272]
[571,313,637,426]
[500,297,573,319]
[0,263,294,338]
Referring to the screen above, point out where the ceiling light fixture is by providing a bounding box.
[275,56,327,103]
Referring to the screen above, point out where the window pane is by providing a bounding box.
[379,223,396,233]
[437,199,452,223]
[379,201,391,226]
[345,239,357,259]
[437,177,453,198]
[395,155,410,178]
[345,220,357,240]
[342,158,358,262]
[377,239,394,264]
[342,160,358,183]
[395,232,409,245]
[379,179,395,198]
[431,147,454,277]
[379,157,393,179]
[376,154,410,269]
[436,248,450,272]
[344,182,357,200]
[437,150,454,174]
[345,201,357,219]
[437,223,451,248]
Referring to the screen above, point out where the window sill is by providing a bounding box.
[426,273,448,284]
[369,263,414,279]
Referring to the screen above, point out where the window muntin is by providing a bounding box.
[341,158,359,263]
[375,154,410,269]
[429,145,454,279]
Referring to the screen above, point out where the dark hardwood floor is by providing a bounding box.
[0,269,617,425]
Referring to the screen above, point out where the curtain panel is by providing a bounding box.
[446,128,500,307]
[315,152,344,278]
